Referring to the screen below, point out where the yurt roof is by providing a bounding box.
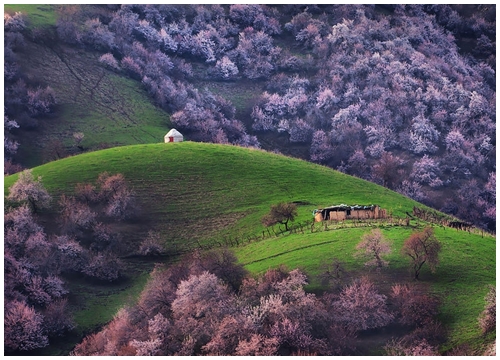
[165,128,183,137]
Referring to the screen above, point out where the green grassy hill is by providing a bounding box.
[4,142,495,354]
[4,142,421,247]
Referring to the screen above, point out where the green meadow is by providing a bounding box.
[234,225,495,351]
[4,4,58,28]
[4,142,495,354]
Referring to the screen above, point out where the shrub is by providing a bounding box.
[83,253,123,282]
[27,86,57,116]
[138,231,165,256]
[99,53,120,71]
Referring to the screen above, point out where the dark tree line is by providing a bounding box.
[4,12,58,174]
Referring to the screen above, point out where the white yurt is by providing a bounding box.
[164,128,184,143]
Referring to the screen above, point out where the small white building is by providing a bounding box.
[164,128,183,143]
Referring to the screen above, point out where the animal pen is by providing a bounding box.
[313,204,386,222]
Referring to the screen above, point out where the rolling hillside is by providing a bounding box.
[4,142,424,248]
[4,142,495,354]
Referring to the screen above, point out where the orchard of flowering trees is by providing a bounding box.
[48,4,496,231]
[4,12,57,174]
[4,171,144,353]
[71,245,453,356]
[5,5,495,230]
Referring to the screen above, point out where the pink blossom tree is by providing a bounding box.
[235,334,279,356]
[171,271,235,343]
[410,155,443,187]
[4,300,49,352]
[8,169,52,213]
[58,194,97,233]
[99,53,120,71]
[214,56,239,80]
[391,283,440,326]
[355,229,391,269]
[83,253,123,282]
[331,277,393,331]
[42,298,75,337]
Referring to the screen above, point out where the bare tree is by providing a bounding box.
[262,202,298,231]
[318,257,346,288]
[371,152,404,189]
[355,229,391,269]
[401,227,441,280]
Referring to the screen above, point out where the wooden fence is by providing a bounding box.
[190,209,492,252]
[194,216,413,251]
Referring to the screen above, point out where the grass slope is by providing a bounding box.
[4,142,494,353]
[234,226,495,352]
[14,39,170,168]
[5,142,421,248]
[4,4,58,28]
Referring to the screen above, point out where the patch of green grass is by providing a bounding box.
[4,4,58,28]
[233,224,495,352]
[235,226,410,277]
[196,79,264,118]
[70,272,150,333]
[14,41,170,167]
[4,142,493,353]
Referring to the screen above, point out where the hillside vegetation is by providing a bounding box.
[4,4,495,231]
[6,33,170,167]
[3,4,495,355]
[4,142,495,354]
[234,227,495,352]
[5,142,421,249]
